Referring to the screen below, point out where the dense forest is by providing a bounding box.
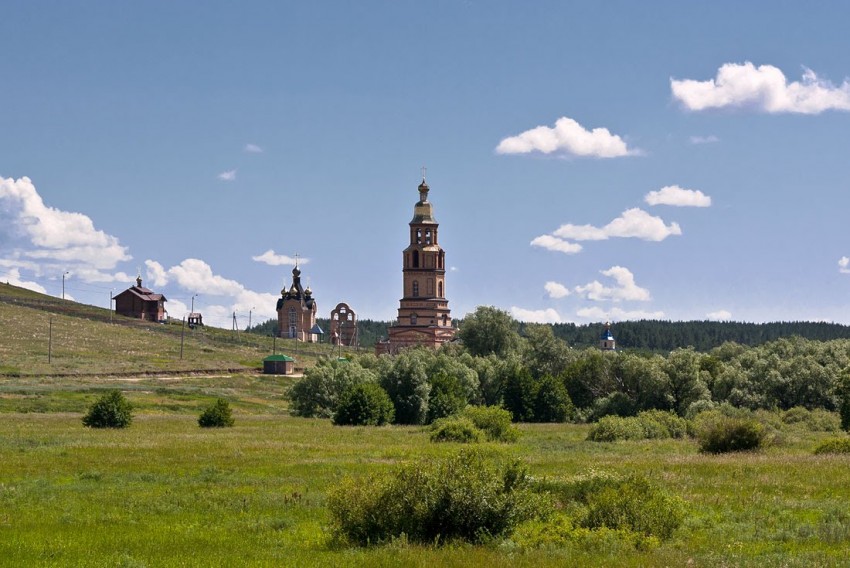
[248,315,850,352]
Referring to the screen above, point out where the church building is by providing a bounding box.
[376,174,456,354]
[276,264,319,342]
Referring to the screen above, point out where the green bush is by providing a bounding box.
[697,416,766,453]
[82,390,133,429]
[637,410,688,438]
[430,416,483,443]
[427,372,468,423]
[813,437,850,455]
[198,398,235,428]
[288,359,377,418]
[462,405,519,442]
[783,407,841,432]
[333,383,395,426]
[586,416,645,442]
[327,449,550,545]
[535,470,684,542]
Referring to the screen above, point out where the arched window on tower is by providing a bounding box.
[410,313,418,325]
[412,250,419,268]
[412,280,419,297]
[438,281,443,297]
[425,229,432,244]
[288,308,297,338]
[416,229,422,244]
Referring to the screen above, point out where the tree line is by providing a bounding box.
[287,306,850,427]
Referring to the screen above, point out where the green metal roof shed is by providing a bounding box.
[263,354,295,375]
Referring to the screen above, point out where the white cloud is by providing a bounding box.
[166,258,245,296]
[552,208,682,242]
[575,266,651,302]
[0,176,131,278]
[218,169,237,181]
[496,116,639,158]
[251,250,307,267]
[706,310,732,321]
[510,306,564,324]
[0,268,47,293]
[690,135,719,145]
[576,306,665,321]
[244,144,263,153]
[145,260,170,287]
[671,62,850,114]
[530,235,583,255]
[839,256,850,274]
[644,185,711,208]
[544,281,570,299]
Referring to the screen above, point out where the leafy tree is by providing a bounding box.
[82,390,133,429]
[838,371,850,432]
[458,306,521,357]
[427,372,468,423]
[288,359,377,418]
[615,353,673,412]
[502,365,537,422]
[562,350,617,409]
[523,324,573,379]
[663,348,710,416]
[533,375,574,423]
[198,398,235,428]
[333,383,395,426]
[379,348,433,424]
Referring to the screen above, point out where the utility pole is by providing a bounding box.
[48,316,53,363]
[248,307,254,331]
[180,316,185,360]
[62,271,69,300]
[191,294,197,314]
[109,290,113,323]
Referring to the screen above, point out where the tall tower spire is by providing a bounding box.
[377,173,456,354]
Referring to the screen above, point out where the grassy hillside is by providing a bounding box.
[0,282,346,376]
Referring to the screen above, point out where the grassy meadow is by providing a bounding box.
[2,372,850,567]
[3,285,850,566]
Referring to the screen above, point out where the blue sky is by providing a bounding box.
[3,1,850,328]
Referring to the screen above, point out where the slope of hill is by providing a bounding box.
[0,283,335,376]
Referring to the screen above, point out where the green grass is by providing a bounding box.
[2,376,850,567]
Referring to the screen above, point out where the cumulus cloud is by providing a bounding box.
[251,250,307,267]
[644,185,711,207]
[544,281,570,299]
[510,306,564,324]
[576,306,664,321]
[671,62,850,114]
[690,135,719,145]
[217,169,237,181]
[552,208,682,242]
[0,267,47,293]
[530,235,583,255]
[0,176,131,279]
[839,256,850,274]
[706,309,732,321]
[575,266,651,302]
[146,258,279,327]
[244,144,263,153]
[496,116,639,158]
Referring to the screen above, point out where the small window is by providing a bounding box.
[412,250,419,268]
[438,281,443,297]
[416,229,422,244]
[410,313,418,325]
[412,281,419,297]
[425,229,432,244]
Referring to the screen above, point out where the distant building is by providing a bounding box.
[113,276,167,322]
[276,265,318,342]
[376,174,456,355]
[599,322,616,351]
[330,302,357,347]
[263,354,295,375]
[187,313,203,328]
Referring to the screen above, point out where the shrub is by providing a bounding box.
[533,375,574,423]
[783,407,841,432]
[502,367,537,422]
[590,391,636,420]
[637,410,688,439]
[814,437,850,455]
[536,470,685,542]
[333,383,394,426]
[430,416,483,443]
[198,398,235,428]
[82,390,133,429]
[327,449,550,545]
[697,417,766,453]
[586,416,645,442]
[288,359,377,418]
[462,405,519,442]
